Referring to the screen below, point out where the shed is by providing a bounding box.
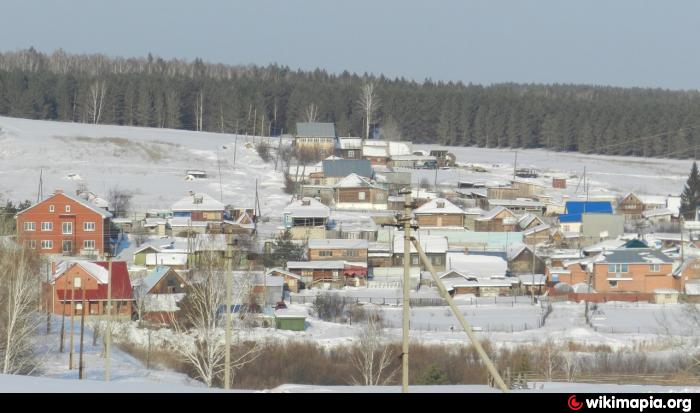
[274,312,307,331]
[552,178,567,189]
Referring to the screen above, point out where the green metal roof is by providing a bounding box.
[296,122,336,138]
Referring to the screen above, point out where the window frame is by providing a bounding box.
[24,222,36,231]
[41,222,53,231]
[41,240,53,249]
[83,221,96,232]
[65,205,71,213]
[83,239,95,250]
[62,221,73,235]
[49,205,55,212]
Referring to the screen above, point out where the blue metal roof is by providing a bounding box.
[565,201,613,214]
[559,213,583,223]
[322,159,373,178]
[142,266,171,293]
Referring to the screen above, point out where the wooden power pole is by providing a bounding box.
[399,187,412,393]
[79,283,86,379]
[69,279,75,369]
[224,234,233,390]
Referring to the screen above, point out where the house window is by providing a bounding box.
[433,256,443,265]
[411,256,419,265]
[358,192,366,201]
[27,240,36,249]
[319,250,333,257]
[650,264,660,272]
[608,280,618,288]
[345,250,359,257]
[41,222,53,231]
[65,205,71,212]
[24,222,36,231]
[49,205,55,212]
[62,222,73,234]
[62,240,72,253]
[607,264,628,273]
[83,222,96,231]
[74,277,81,288]
[83,240,95,250]
[41,240,53,249]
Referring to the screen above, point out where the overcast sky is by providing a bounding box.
[2,0,699,90]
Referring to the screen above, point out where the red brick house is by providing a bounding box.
[48,260,133,317]
[16,189,112,257]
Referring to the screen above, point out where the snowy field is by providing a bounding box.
[413,144,692,198]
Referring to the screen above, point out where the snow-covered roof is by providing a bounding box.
[171,192,225,212]
[571,283,595,293]
[652,288,680,294]
[506,243,531,260]
[362,145,389,158]
[283,197,330,218]
[141,266,181,293]
[169,217,208,227]
[267,268,302,280]
[464,207,485,215]
[286,261,347,270]
[393,234,448,254]
[523,223,551,236]
[517,274,546,285]
[53,260,109,284]
[444,253,508,278]
[334,173,382,189]
[638,195,667,206]
[476,206,512,221]
[489,199,544,208]
[413,198,465,215]
[18,191,113,219]
[308,239,369,249]
[583,239,627,254]
[518,213,544,229]
[146,253,188,266]
[144,217,167,226]
[685,283,700,295]
[642,208,673,218]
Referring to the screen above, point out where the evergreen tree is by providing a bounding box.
[681,161,700,219]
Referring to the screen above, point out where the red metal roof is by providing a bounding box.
[56,261,133,301]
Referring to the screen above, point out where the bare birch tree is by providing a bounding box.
[303,102,319,123]
[0,244,42,374]
[358,81,380,140]
[88,79,107,124]
[350,310,398,386]
[194,90,204,131]
[167,251,261,387]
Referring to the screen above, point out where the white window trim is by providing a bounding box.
[24,222,36,231]
[41,222,53,231]
[83,222,96,232]
[41,240,53,249]
[83,240,95,250]
[62,222,73,235]
[49,205,55,212]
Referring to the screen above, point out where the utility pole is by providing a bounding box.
[531,245,537,305]
[224,233,233,390]
[79,283,86,379]
[105,256,112,382]
[513,150,518,181]
[46,261,51,334]
[59,274,67,353]
[218,147,224,202]
[398,187,413,393]
[410,237,508,392]
[69,279,75,369]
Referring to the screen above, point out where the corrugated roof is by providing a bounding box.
[296,122,336,138]
[337,137,363,150]
[322,159,373,178]
[414,198,465,215]
[141,266,175,293]
[565,201,613,214]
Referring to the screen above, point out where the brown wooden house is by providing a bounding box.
[334,173,388,210]
[618,193,644,220]
[307,238,369,263]
[413,198,466,228]
[473,207,518,232]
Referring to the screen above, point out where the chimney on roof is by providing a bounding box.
[302,199,311,206]
[436,200,445,209]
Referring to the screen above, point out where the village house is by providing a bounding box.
[321,159,373,186]
[439,271,515,297]
[558,201,613,233]
[368,242,393,268]
[49,260,133,317]
[361,140,412,166]
[286,260,367,288]
[591,247,682,294]
[282,197,330,240]
[133,266,188,323]
[250,273,285,308]
[473,206,518,232]
[295,122,337,155]
[334,173,388,210]
[617,193,645,220]
[16,189,113,258]
[307,238,369,263]
[335,137,363,159]
[413,198,467,228]
[507,244,545,275]
[518,214,546,231]
[171,192,225,223]
[267,267,303,293]
[387,154,437,169]
[392,234,448,271]
[522,223,551,245]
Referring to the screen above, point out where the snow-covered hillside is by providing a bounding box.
[0,116,290,216]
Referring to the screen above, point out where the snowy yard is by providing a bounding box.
[589,302,697,336]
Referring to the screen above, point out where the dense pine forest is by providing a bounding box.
[2,48,700,158]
